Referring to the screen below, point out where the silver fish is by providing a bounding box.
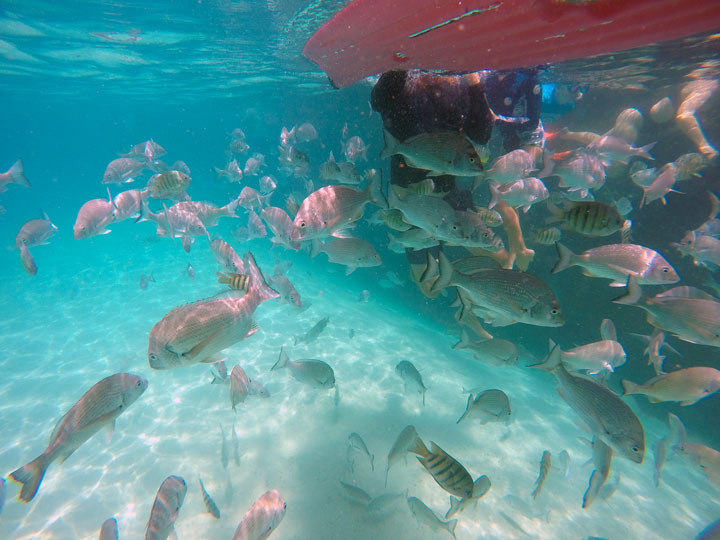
[385,425,420,486]
[395,360,427,405]
[215,159,244,183]
[311,237,382,274]
[199,477,221,519]
[102,157,147,184]
[547,339,626,375]
[74,198,115,239]
[653,436,667,488]
[489,177,549,212]
[674,442,720,487]
[10,373,147,502]
[145,475,187,540]
[271,348,335,389]
[15,214,58,248]
[407,496,457,539]
[232,489,286,540]
[19,242,37,275]
[148,253,279,369]
[531,450,552,499]
[553,153,606,193]
[111,188,149,222]
[98,517,118,540]
[453,331,518,366]
[220,425,229,469]
[484,148,535,183]
[622,367,720,406]
[457,389,511,424]
[445,475,491,519]
[367,491,406,521]
[411,439,474,499]
[339,480,371,504]
[230,365,250,411]
[640,162,678,207]
[614,278,720,348]
[552,243,679,287]
[433,251,564,327]
[269,273,301,308]
[537,349,644,464]
[582,436,613,509]
[587,135,655,163]
[248,379,270,398]
[387,228,439,253]
[261,207,300,250]
[210,238,244,274]
[558,449,571,478]
[349,432,374,471]
[294,317,329,345]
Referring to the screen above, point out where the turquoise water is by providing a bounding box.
[1,1,720,539]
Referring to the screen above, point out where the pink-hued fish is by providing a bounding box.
[10,373,148,502]
[261,207,300,250]
[15,214,57,248]
[148,253,278,369]
[210,238,244,273]
[74,199,116,239]
[232,490,286,540]
[102,157,147,184]
[0,159,30,192]
[111,188,149,222]
[230,365,250,411]
[19,242,37,275]
[145,475,187,540]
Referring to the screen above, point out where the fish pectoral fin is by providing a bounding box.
[245,320,259,338]
[200,353,227,365]
[680,398,700,406]
[183,330,224,361]
[105,420,116,443]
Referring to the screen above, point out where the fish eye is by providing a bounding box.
[469,157,476,163]
[662,268,669,273]
[299,222,306,228]
[136,380,143,387]
[483,232,489,238]
[551,308,559,314]
[452,224,458,230]
[149,353,158,361]
[632,446,639,452]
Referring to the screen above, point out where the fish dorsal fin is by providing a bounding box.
[656,286,717,301]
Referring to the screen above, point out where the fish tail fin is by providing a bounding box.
[613,275,643,305]
[621,379,640,396]
[10,454,49,502]
[9,159,30,187]
[430,250,453,293]
[380,129,398,160]
[639,188,648,209]
[216,271,231,286]
[638,141,657,160]
[243,252,279,303]
[532,344,562,371]
[446,496,461,520]
[420,250,438,284]
[452,329,471,350]
[551,242,574,274]
[149,271,155,283]
[225,197,240,216]
[545,200,564,224]
[271,347,289,371]
[447,518,458,539]
[488,181,500,210]
[408,436,429,457]
[708,192,720,220]
[310,239,323,258]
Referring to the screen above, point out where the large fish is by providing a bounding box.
[410,439,474,499]
[622,367,720,406]
[614,278,720,348]
[432,251,564,327]
[145,475,187,540]
[146,170,191,201]
[148,253,279,369]
[552,243,679,287]
[232,490,286,540]
[536,347,645,464]
[271,348,335,389]
[102,157,147,184]
[10,373,148,502]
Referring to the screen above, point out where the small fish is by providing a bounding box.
[123,139,166,162]
[445,475,491,519]
[367,491,406,521]
[319,152,362,184]
[215,159,244,183]
[558,449,571,478]
[484,149,534,183]
[111,188,149,222]
[382,129,484,177]
[551,152,606,194]
[19,242,37,275]
[278,145,309,178]
[456,389,511,424]
[374,208,412,231]
[387,229,439,253]
[261,207,300,250]
[674,442,720,487]
[243,153,265,176]
[0,159,30,191]
[186,263,195,279]
[339,480,372,504]
[295,122,318,142]
[146,170,191,201]
[547,201,624,237]
[453,331,518,367]
[220,425,229,469]
[534,349,644,463]
[98,517,118,540]
[271,347,335,389]
[582,437,613,509]
[15,214,58,248]
[653,437,668,488]
[145,475,187,540]
[552,242,679,287]
[474,207,503,227]
[259,175,277,194]
[232,210,267,242]
[630,167,658,187]
[343,135,368,163]
[232,489,286,540]
[10,373,148,502]
[489,177,549,212]
[395,360,427,405]
[385,425,421,486]
[311,236,382,274]
[248,380,270,398]
[217,272,251,292]
[531,450,552,499]
[102,157,147,184]
[411,439,474,499]
[199,477,221,519]
[407,496,457,539]
[294,317,330,345]
[230,365,250,411]
[349,432,374,471]
[675,152,707,181]
[587,135,656,163]
[210,360,228,384]
[640,162,679,208]
[232,425,241,465]
[74,198,115,239]
[545,338,626,375]
[139,272,155,290]
[210,238,244,273]
[600,318,617,341]
[622,367,720,406]
[532,226,562,245]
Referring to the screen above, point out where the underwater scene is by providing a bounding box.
[1,1,720,539]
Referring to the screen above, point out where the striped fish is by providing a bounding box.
[548,201,624,237]
[217,272,251,292]
[531,450,552,499]
[380,208,412,231]
[147,170,191,199]
[230,365,250,411]
[199,477,221,519]
[411,439,473,499]
[474,207,503,228]
[145,475,187,540]
[532,227,561,245]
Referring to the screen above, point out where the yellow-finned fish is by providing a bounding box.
[411,439,474,499]
[218,272,251,292]
[531,450,552,499]
[10,373,148,502]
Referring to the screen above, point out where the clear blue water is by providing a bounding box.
[1,1,720,539]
